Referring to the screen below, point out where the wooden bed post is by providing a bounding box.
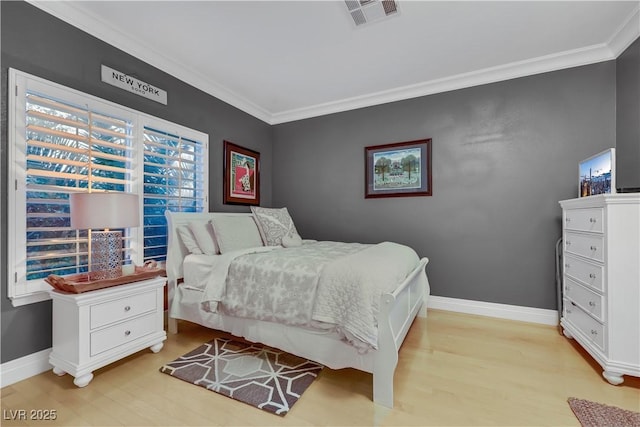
[167,278,179,334]
[373,257,429,408]
[373,293,399,408]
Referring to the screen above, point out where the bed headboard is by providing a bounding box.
[164,210,252,288]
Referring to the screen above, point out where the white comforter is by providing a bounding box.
[200,241,420,351]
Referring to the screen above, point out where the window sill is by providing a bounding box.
[10,291,52,307]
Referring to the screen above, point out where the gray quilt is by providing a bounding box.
[201,241,420,351]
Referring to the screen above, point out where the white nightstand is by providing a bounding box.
[49,276,167,387]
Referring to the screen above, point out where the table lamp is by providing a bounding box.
[70,192,140,279]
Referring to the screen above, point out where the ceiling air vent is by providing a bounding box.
[345,0,399,27]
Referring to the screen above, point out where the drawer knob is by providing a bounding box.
[590,218,597,223]
[589,273,596,279]
[590,329,598,336]
[124,306,131,312]
[589,301,596,307]
[590,246,597,251]
[124,330,131,337]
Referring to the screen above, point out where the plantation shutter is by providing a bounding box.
[142,125,207,263]
[10,69,208,306]
[24,91,134,281]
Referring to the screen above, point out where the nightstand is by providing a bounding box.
[49,277,167,387]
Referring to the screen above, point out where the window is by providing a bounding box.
[8,69,208,306]
[142,121,207,264]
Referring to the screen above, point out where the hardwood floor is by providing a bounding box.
[2,309,639,426]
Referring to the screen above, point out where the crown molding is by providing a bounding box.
[26,0,272,124]
[27,1,640,126]
[270,42,618,124]
[607,3,640,57]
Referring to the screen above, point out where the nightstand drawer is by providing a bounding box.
[564,254,604,292]
[564,299,605,351]
[90,290,157,329]
[565,279,604,322]
[564,208,603,233]
[565,232,604,262]
[90,312,156,356]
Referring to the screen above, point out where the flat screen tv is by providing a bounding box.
[579,148,615,197]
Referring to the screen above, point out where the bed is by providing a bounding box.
[164,209,430,408]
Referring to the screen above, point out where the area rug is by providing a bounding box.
[160,338,323,415]
[568,397,640,427]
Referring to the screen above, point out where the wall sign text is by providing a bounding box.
[101,65,167,105]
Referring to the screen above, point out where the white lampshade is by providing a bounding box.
[70,192,140,230]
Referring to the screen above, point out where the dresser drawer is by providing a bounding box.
[564,254,604,292]
[565,279,604,322]
[90,312,156,356]
[564,208,604,233]
[564,232,604,263]
[90,290,157,330]
[564,299,605,351]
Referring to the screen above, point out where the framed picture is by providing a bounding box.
[365,138,432,198]
[579,148,615,197]
[224,140,260,205]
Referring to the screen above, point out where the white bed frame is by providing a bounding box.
[164,211,430,408]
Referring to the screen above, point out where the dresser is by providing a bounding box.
[49,277,167,387]
[559,194,640,385]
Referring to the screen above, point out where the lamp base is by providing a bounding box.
[90,231,122,280]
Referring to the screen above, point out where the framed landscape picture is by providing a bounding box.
[224,140,260,205]
[365,138,432,198]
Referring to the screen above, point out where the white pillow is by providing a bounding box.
[281,233,302,248]
[177,225,203,254]
[251,206,299,246]
[209,215,263,253]
[188,221,219,255]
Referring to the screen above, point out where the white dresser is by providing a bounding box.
[49,277,167,387]
[559,194,640,385]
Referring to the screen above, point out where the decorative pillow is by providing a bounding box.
[281,233,302,248]
[177,225,203,254]
[251,206,299,246]
[209,215,263,253]
[188,221,219,255]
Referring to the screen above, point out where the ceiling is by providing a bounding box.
[28,1,640,124]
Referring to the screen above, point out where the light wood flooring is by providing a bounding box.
[2,309,639,426]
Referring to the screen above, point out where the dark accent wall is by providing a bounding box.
[273,63,617,310]
[1,0,634,367]
[1,1,273,363]
[616,37,640,191]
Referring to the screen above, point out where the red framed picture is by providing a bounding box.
[223,140,260,205]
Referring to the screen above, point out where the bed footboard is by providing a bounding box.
[373,257,429,408]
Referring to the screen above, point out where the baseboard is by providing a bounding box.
[427,295,559,326]
[0,348,51,388]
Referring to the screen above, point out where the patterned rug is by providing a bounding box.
[568,397,640,427]
[160,338,323,415]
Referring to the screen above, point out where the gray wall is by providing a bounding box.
[616,37,640,191]
[1,1,273,363]
[1,0,635,365]
[273,63,617,310]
